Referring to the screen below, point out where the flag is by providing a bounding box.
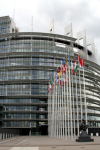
[52,78,54,88]
[69,57,71,66]
[61,64,63,74]
[82,51,85,67]
[56,73,58,83]
[51,78,54,93]
[71,62,75,75]
[59,68,61,78]
[66,60,69,70]
[78,54,83,68]
[50,81,52,91]
[48,82,49,93]
[74,59,77,73]
[52,81,54,89]
[60,80,63,87]
[55,86,57,91]
[63,59,66,73]
[67,73,69,81]
[52,77,53,83]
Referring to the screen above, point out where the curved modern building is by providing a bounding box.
[0,16,100,136]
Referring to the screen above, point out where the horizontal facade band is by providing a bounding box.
[3,119,48,121]
[0,32,93,55]
[3,103,48,106]
[0,95,48,98]
[1,127,100,129]
[0,79,49,84]
[3,111,48,113]
[0,32,77,42]
[0,65,57,70]
[3,103,100,111]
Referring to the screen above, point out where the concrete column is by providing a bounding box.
[64,23,73,37]
[76,29,87,59]
[6,85,7,96]
[7,133,9,138]
[0,133,1,140]
[29,129,31,136]
[3,133,5,139]
[1,133,3,139]
[49,18,54,33]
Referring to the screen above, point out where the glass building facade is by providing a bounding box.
[0,16,100,135]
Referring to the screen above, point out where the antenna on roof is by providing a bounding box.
[31,16,33,32]
[13,5,15,20]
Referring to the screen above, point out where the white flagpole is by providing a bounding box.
[72,63,75,138]
[65,64,67,140]
[50,80,52,137]
[79,56,83,122]
[64,74,67,140]
[51,77,54,137]
[48,82,49,136]
[76,58,79,136]
[51,82,53,137]
[54,72,56,138]
[56,84,58,138]
[60,62,62,139]
[83,65,87,131]
[62,79,64,139]
[67,61,70,139]
[70,61,73,140]
[48,82,50,137]
[60,79,62,139]
[58,79,60,139]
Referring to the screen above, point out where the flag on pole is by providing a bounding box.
[71,61,75,75]
[52,84,54,89]
[61,64,63,74]
[56,73,58,83]
[74,59,77,73]
[82,51,85,67]
[48,82,49,93]
[50,81,52,91]
[60,80,63,87]
[78,54,83,68]
[52,77,54,89]
[67,73,69,81]
[66,60,69,70]
[69,57,71,67]
[59,68,61,78]
[63,59,66,73]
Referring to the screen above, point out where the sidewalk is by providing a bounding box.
[0,136,100,146]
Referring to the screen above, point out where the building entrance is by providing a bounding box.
[20,128,30,135]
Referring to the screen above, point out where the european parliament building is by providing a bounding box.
[0,16,100,136]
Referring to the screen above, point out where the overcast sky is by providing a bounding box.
[0,0,100,64]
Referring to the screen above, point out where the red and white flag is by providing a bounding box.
[78,54,83,68]
[71,61,75,75]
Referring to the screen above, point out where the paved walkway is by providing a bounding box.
[0,136,100,150]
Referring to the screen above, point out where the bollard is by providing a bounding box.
[96,133,99,136]
[91,133,93,136]
[6,133,7,139]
